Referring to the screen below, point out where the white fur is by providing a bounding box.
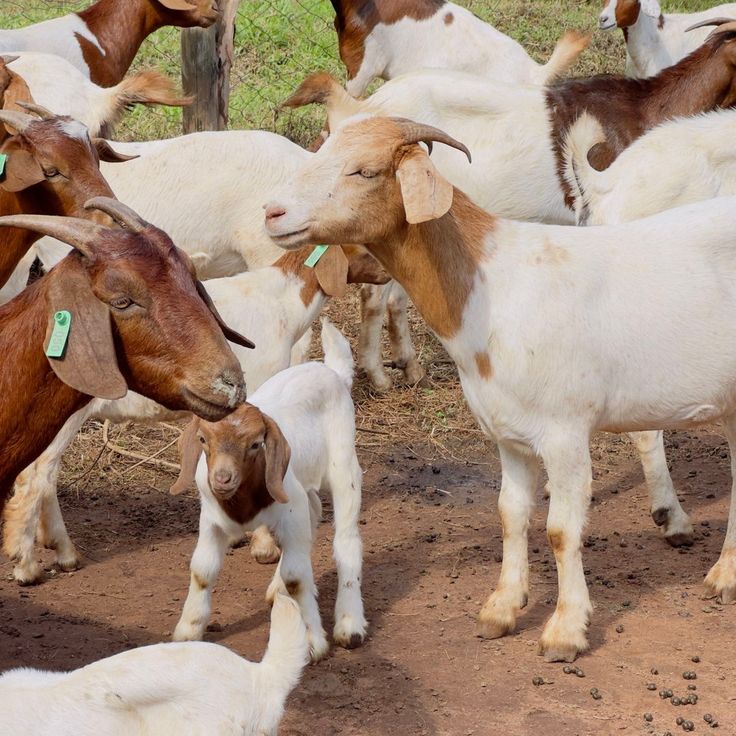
[0,593,308,736]
[174,320,367,662]
[598,0,736,77]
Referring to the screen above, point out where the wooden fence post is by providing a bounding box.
[181,0,239,133]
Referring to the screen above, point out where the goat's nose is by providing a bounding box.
[214,469,232,485]
[215,368,246,407]
[599,12,611,27]
[264,203,286,222]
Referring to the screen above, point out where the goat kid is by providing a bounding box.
[2,244,386,585]
[264,115,736,662]
[171,319,366,662]
[0,592,307,736]
[0,198,250,511]
[0,0,218,87]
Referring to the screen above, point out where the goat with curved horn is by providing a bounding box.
[0,215,105,260]
[686,17,736,33]
[391,117,473,163]
[0,109,36,134]
[16,101,55,120]
[84,197,149,233]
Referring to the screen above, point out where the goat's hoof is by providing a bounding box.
[308,633,330,663]
[334,616,367,649]
[704,556,736,604]
[538,611,589,662]
[538,640,583,663]
[652,507,694,547]
[365,371,392,393]
[403,362,426,387]
[665,531,694,548]
[57,553,81,572]
[172,623,204,642]
[13,561,42,586]
[476,608,517,640]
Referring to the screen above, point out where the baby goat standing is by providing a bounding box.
[172,320,367,661]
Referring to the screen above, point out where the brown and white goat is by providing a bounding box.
[0,0,219,87]
[0,106,133,291]
[0,197,251,510]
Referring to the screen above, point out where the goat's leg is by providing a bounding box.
[477,442,538,639]
[289,327,312,366]
[704,415,736,603]
[386,283,425,386]
[250,524,281,564]
[329,453,367,649]
[39,482,79,572]
[358,283,392,391]
[629,430,693,546]
[173,517,228,641]
[537,434,593,662]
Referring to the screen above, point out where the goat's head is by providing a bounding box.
[170,406,291,506]
[680,18,736,107]
[264,116,470,249]
[0,198,252,419]
[151,0,220,28]
[598,0,661,30]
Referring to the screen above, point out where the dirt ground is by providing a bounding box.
[1,306,735,736]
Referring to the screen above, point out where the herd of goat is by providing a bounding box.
[0,0,735,731]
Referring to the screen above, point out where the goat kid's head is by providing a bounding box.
[151,0,220,28]
[170,406,291,504]
[0,106,132,215]
[264,116,470,250]
[0,198,251,419]
[598,0,661,30]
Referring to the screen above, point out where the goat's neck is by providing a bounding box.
[0,192,38,289]
[624,14,669,77]
[77,0,162,86]
[0,273,87,508]
[365,190,493,341]
[274,249,329,316]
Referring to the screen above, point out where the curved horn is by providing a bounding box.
[685,17,736,32]
[391,118,472,163]
[16,101,56,120]
[84,197,149,233]
[0,214,106,260]
[0,109,36,134]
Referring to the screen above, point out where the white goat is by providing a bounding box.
[0,592,308,736]
[598,0,736,77]
[3,245,384,585]
[564,109,736,226]
[330,0,589,96]
[264,115,736,662]
[3,53,188,137]
[171,319,367,662]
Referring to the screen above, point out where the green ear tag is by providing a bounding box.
[304,245,329,268]
[0,153,6,177]
[46,310,72,359]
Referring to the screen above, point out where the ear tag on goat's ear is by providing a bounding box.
[0,154,6,177]
[45,310,72,359]
[304,245,329,268]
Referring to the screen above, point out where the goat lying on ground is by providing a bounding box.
[0,197,249,511]
[330,0,588,96]
[598,0,736,77]
[0,0,218,86]
[171,319,366,662]
[0,592,307,736]
[264,115,736,662]
[2,245,386,585]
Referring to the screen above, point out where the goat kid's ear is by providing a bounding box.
[44,261,127,400]
[262,413,291,504]
[93,139,139,164]
[344,245,391,285]
[0,138,44,192]
[396,147,453,225]
[639,0,661,18]
[314,245,349,298]
[195,279,255,349]
[170,417,202,495]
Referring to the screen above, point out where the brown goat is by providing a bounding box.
[0,197,252,510]
[0,105,134,289]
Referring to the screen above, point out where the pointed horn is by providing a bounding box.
[0,108,36,134]
[685,17,736,32]
[16,101,56,120]
[391,118,472,163]
[0,214,106,260]
[84,196,149,233]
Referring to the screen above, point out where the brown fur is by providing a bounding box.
[475,352,492,379]
[548,529,566,554]
[76,0,218,87]
[443,11,453,25]
[546,25,736,206]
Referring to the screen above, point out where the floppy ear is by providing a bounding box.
[344,245,391,285]
[170,417,202,495]
[158,0,197,10]
[396,147,454,224]
[314,245,349,298]
[195,279,255,349]
[262,413,291,504]
[640,0,661,18]
[44,259,127,400]
[1,69,33,128]
[93,139,139,163]
[0,138,44,192]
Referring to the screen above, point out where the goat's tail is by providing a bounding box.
[282,72,363,129]
[321,317,354,391]
[102,70,192,131]
[561,112,606,226]
[261,593,309,690]
[535,30,590,84]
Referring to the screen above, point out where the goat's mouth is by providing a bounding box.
[182,388,234,421]
[267,226,311,249]
[210,481,240,499]
[598,19,617,30]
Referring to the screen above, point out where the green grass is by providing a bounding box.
[0,0,724,144]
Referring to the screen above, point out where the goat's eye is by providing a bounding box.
[250,441,261,450]
[110,296,133,310]
[349,168,378,179]
[199,435,206,445]
[43,167,60,178]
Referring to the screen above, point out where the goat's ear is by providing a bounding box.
[262,413,291,504]
[0,69,33,126]
[157,0,197,10]
[396,147,453,225]
[93,139,139,163]
[344,245,391,285]
[0,138,44,192]
[195,279,255,349]
[314,245,349,298]
[170,417,202,495]
[639,0,661,18]
[44,260,127,400]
